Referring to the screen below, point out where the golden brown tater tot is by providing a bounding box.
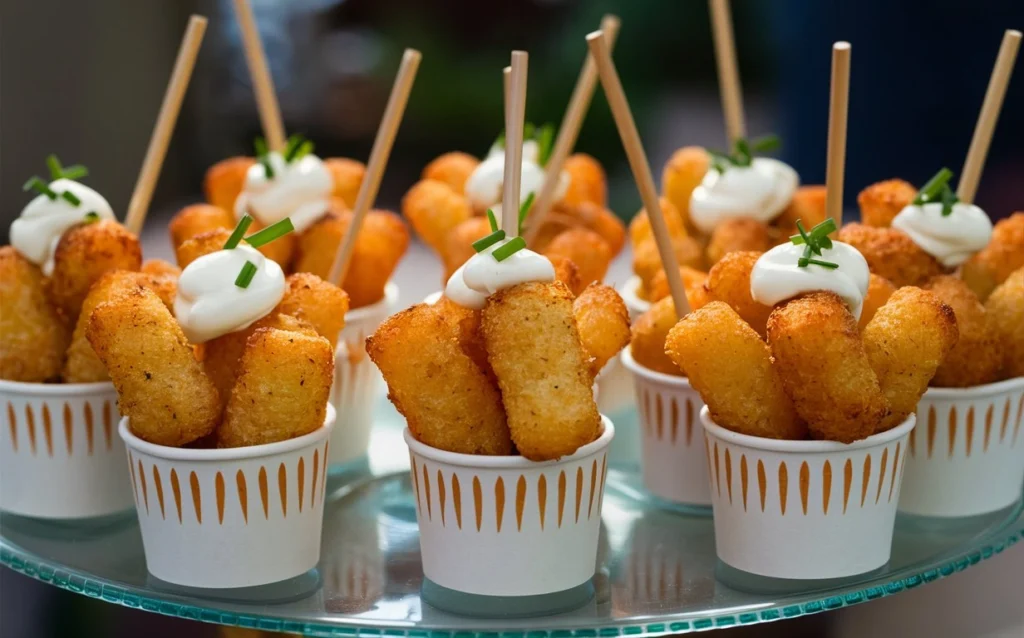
[273,272,349,350]
[773,185,828,237]
[984,266,1024,378]
[48,220,142,321]
[706,251,773,338]
[661,146,709,236]
[325,157,366,209]
[169,204,234,250]
[837,223,945,288]
[204,157,255,213]
[924,275,1002,387]
[402,179,473,256]
[961,212,1024,302]
[441,217,492,281]
[706,218,774,266]
[859,274,897,330]
[562,153,607,208]
[573,284,630,377]
[0,247,69,382]
[629,296,681,376]
[543,227,613,288]
[856,179,916,228]
[422,152,479,194]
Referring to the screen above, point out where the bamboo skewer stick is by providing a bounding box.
[587,31,690,317]
[523,14,621,246]
[329,49,422,286]
[708,0,746,146]
[957,29,1021,204]
[825,42,851,227]
[124,15,207,235]
[231,0,287,151]
[503,66,512,116]
[501,51,529,237]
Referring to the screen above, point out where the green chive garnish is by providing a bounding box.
[536,124,555,166]
[750,134,781,154]
[792,219,815,250]
[804,258,839,269]
[46,155,64,180]
[61,164,89,180]
[235,261,258,288]
[284,134,304,162]
[61,190,82,206]
[473,229,506,252]
[707,133,782,173]
[492,236,526,262]
[940,185,959,217]
[913,168,954,205]
[790,218,841,269]
[83,212,100,224]
[486,208,499,233]
[291,140,315,163]
[23,176,57,200]
[254,137,275,179]
[244,217,295,248]
[259,156,275,179]
[517,191,536,234]
[223,214,255,249]
[790,218,837,246]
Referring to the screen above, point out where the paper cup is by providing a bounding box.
[619,275,650,321]
[1,379,133,519]
[121,404,336,589]
[330,282,398,469]
[898,377,1024,518]
[702,407,915,580]
[406,417,615,601]
[620,349,710,507]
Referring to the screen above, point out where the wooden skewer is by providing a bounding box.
[957,29,1021,204]
[824,42,851,227]
[503,66,512,115]
[231,0,287,151]
[587,31,690,317]
[501,51,529,237]
[524,14,621,247]
[708,0,746,146]
[328,49,422,286]
[123,15,207,235]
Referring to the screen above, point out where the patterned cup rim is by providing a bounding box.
[120,403,336,462]
[619,275,651,316]
[405,415,615,469]
[619,347,691,388]
[345,281,399,324]
[700,406,916,454]
[0,378,115,397]
[924,375,1024,400]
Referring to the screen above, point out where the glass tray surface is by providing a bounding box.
[2,398,1022,636]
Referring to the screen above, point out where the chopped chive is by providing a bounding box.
[913,168,954,205]
[60,190,82,206]
[46,155,64,180]
[83,211,100,224]
[517,191,535,234]
[284,134,305,162]
[244,217,295,247]
[61,164,89,180]
[492,236,526,262]
[472,229,506,252]
[805,258,839,269]
[253,137,269,157]
[260,156,275,179]
[734,138,752,166]
[223,214,255,249]
[234,261,258,288]
[812,218,838,237]
[792,219,814,248]
[750,134,781,153]
[291,140,315,163]
[23,176,58,200]
[486,208,499,233]
[819,235,833,250]
[536,124,555,166]
[940,185,959,217]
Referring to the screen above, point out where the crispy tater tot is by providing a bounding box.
[649,266,711,310]
[273,272,349,349]
[629,296,681,375]
[633,236,704,298]
[577,202,626,256]
[629,197,687,247]
[562,153,607,207]
[859,274,897,330]
[442,216,492,281]
[549,255,583,297]
[325,157,366,209]
[661,146,709,236]
[767,292,889,442]
[204,157,255,212]
[169,204,234,250]
[367,303,512,455]
[863,287,958,431]
[706,218,774,266]
[141,259,180,278]
[217,327,333,448]
[706,251,773,338]
[0,247,69,382]
[543,227,613,288]
[422,152,479,194]
[961,212,1024,302]
[773,185,827,237]
[985,266,1024,378]
[402,179,473,255]
[49,220,142,321]
[665,301,805,439]
[857,179,916,228]
[482,282,600,460]
[837,223,945,287]
[64,271,145,383]
[924,275,1002,387]
[87,288,220,446]
[573,284,630,377]
[434,295,493,381]
[175,228,232,269]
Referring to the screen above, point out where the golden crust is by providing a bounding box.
[859,273,897,331]
[984,266,1024,378]
[204,157,255,213]
[837,223,945,287]
[543,227,613,289]
[175,228,232,270]
[562,153,607,208]
[706,251,773,338]
[168,204,234,250]
[48,220,142,321]
[633,236,704,298]
[273,273,349,350]
[0,247,70,382]
[661,146,709,236]
[962,212,1024,302]
[573,284,630,377]
[549,255,583,297]
[629,197,688,247]
[924,275,1003,387]
[629,296,681,375]
[856,179,916,228]
[441,217,492,281]
[325,158,367,209]
[773,185,827,237]
[402,179,473,256]
[649,266,712,311]
[706,218,774,266]
[422,152,479,194]
[141,259,181,278]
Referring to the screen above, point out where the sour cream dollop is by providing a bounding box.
[891,201,993,268]
[463,141,569,222]
[10,178,115,275]
[234,152,332,233]
[750,241,870,320]
[689,158,799,234]
[174,245,286,343]
[444,240,556,310]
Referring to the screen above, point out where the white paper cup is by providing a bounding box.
[405,417,615,599]
[620,349,710,507]
[619,275,650,321]
[702,406,915,580]
[121,404,336,588]
[330,283,398,469]
[1,379,133,519]
[898,377,1024,518]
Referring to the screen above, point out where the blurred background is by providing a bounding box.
[1,0,1022,636]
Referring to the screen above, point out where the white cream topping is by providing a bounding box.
[750,241,870,319]
[891,201,993,268]
[234,152,332,233]
[10,179,115,275]
[689,157,799,234]
[174,244,286,344]
[464,142,569,218]
[444,240,556,310]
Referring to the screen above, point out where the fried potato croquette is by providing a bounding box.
[402,179,473,256]
[925,275,1002,387]
[64,271,147,383]
[706,251,773,338]
[985,266,1024,378]
[767,292,889,442]
[273,273,349,349]
[773,185,827,237]
[837,223,944,287]
[441,216,492,280]
[204,157,255,212]
[482,282,600,460]
[665,301,804,439]
[629,296,681,375]
[217,327,334,448]
[49,220,142,321]
[549,255,583,297]
[649,266,712,310]
[562,153,607,207]
[141,259,181,278]
[859,274,897,330]
[543,228,613,288]
[169,204,234,250]
[573,284,630,377]
[87,288,220,446]
[633,236,704,299]
[529,201,626,257]
[367,303,512,455]
[434,295,493,382]
[422,152,479,194]
[175,228,232,269]
[961,212,1024,301]
[862,287,958,432]
[0,247,70,382]
[629,197,687,247]
[661,146,709,236]
[325,158,367,209]
[706,218,774,266]
[857,179,916,228]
